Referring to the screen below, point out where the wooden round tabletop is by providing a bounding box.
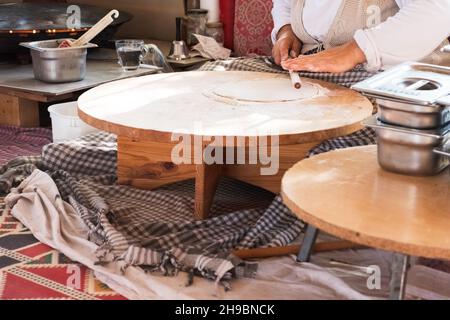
[78,71,373,145]
[281,146,450,260]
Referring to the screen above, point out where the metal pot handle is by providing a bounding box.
[433,148,450,157]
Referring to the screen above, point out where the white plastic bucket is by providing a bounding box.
[48,101,100,143]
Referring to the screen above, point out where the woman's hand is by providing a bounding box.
[281,40,367,73]
[272,25,302,65]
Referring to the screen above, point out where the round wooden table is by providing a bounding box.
[78,71,373,219]
[281,145,450,299]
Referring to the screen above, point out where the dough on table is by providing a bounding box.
[210,78,325,103]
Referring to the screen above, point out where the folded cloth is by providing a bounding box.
[193,34,231,60]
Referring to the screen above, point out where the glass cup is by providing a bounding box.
[115,40,149,71]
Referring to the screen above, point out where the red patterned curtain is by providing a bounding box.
[220,0,274,56]
[233,0,274,57]
[220,0,236,50]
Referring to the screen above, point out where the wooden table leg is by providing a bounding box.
[0,93,40,127]
[117,136,225,220]
[194,163,222,220]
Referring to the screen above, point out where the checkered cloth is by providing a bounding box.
[0,156,43,194]
[1,132,300,288]
[2,58,377,288]
[0,126,52,165]
[199,56,378,88]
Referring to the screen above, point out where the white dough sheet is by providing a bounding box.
[207,78,328,105]
[6,169,450,300]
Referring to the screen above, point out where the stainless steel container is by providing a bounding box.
[375,97,450,129]
[365,116,450,176]
[20,39,97,83]
[352,62,450,105]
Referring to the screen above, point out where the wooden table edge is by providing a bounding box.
[78,106,367,146]
[0,86,76,102]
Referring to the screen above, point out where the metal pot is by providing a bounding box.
[365,116,450,176]
[376,97,450,129]
[20,39,97,83]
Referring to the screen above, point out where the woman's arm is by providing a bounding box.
[355,0,450,71]
[283,0,450,73]
[271,0,292,43]
[271,0,302,65]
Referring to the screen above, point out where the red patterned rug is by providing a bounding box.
[0,126,125,300]
[0,206,125,300]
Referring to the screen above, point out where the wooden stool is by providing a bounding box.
[282,146,450,299]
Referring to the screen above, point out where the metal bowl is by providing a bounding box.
[376,97,450,129]
[365,116,450,176]
[21,39,97,83]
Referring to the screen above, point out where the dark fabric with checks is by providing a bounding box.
[198,56,377,88]
[0,156,44,194]
[43,132,117,175]
[2,133,298,285]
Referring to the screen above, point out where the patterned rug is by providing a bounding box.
[0,126,125,300]
[0,198,125,300]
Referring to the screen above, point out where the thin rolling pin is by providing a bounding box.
[233,241,365,260]
[289,70,302,89]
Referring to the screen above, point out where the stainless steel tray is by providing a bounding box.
[364,116,450,176]
[376,97,450,129]
[352,62,450,106]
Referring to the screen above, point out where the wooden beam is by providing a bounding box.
[0,93,39,127]
[233,241,365,260]
[0,87,75,103]
[224,141,320,193]
[117,136,196,190]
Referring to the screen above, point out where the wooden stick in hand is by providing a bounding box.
[289,70,302,89]
[58,10,119,48]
